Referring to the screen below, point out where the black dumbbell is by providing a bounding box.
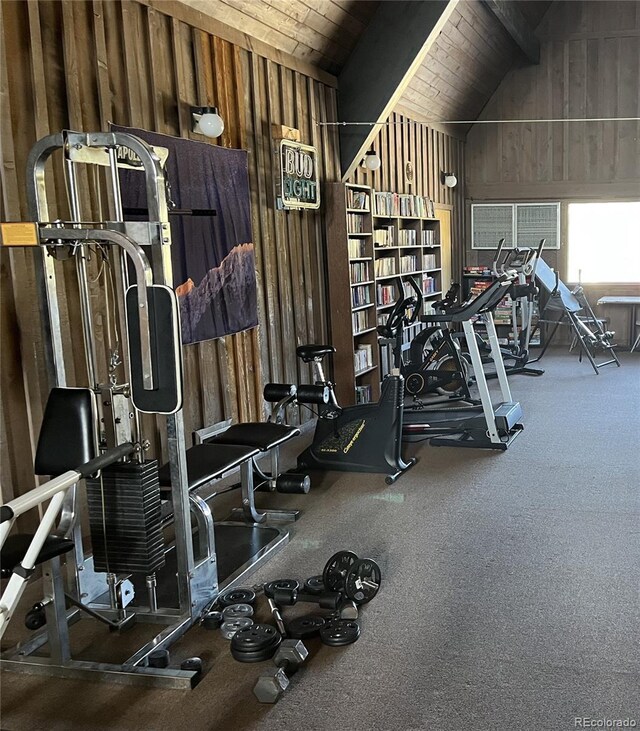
[24,602,47,631]
[253,639,308,703]
[273,586,343,610]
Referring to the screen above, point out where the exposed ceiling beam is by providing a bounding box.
[337,0,459,181]
[482,0,540,64]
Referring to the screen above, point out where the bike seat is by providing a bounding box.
[296,344,336,362]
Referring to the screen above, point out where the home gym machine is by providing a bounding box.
[488,238,546,377]
[401,272,525,449]
[528,257,620,374]
[0,130,302,688]
[295,346,416,485]
[377,276,472,403]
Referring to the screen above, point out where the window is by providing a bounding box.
[567,202,640,283]
[471,203,560,249]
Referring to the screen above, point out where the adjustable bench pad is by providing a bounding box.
[206,422,299,451]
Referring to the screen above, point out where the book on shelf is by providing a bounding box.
[348,238,367,258]
[373,226,394,247]
[347,188,370,211]
[375,256,396,277]
[376,283,396,306]
[347,213,365,233]
[355,384,372,404]
[352,309,370,333]
[423,253,437,269]
[354,344,373,373]
[352,284,372,308]
[350,261,371,284]
[464,266,492,276]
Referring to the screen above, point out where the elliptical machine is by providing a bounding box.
[295,345,416,485]
[377,276,472,403]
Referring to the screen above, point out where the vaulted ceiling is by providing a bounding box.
[178,0,552,128]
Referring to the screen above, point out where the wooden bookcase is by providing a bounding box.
[326,182,442,406]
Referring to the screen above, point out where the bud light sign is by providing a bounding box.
[277,139,320,210]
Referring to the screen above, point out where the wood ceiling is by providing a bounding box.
[176,0,552,129]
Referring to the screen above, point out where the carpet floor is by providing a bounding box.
[1,349,638,731]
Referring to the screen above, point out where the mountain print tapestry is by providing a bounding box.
[113,125,258,345]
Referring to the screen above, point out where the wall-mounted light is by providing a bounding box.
[441,171,457,188]
[362,150,381,171]
[190,106,225,139]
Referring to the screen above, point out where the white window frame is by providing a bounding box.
[471,202,561,250]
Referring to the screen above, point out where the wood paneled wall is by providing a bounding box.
[0,0,340,503]
[464,1,640,340]
[349,111,466,279]
[466,1,640,201]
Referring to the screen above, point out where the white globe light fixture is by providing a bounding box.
[443,172,457,188]
[363,150,382,171]
[191,106,225,139]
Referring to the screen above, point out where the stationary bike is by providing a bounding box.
[378,277,472,403]
[295,345,416,484]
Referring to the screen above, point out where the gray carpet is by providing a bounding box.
[1,350,639,731]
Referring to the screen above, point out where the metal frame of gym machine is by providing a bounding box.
[0,130,287,688]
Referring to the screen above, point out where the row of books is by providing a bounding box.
[352,284,372,308]
[373,192,435,218]
[422,229,437,246]
[375,257,396,277]
[464,265,492,276]
[347,189,370,211]
[348,239,367,258]
[350,261,371,284]
[377,283,396,306]
[398,229,418,247]
[423,253,437,269]
[354,344,374,374]
[352,309,370,334]
[347,214,366,233]
[399,254,419,274]
[423,275,438,294]
[373,226,394,247]
[355,384,373,404]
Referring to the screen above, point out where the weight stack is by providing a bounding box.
[86,460,165,574]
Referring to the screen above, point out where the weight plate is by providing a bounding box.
[263,579,300,599]
[230,623,282,662]
[322,551,358,592]
[222,603,254,621]
[218,587,257,608]
[319,619,360,647]
[303,575,325,595]
[344,558,381,605]
[201,610,223,630]
[220,617,253,640]
[286,614,326,640]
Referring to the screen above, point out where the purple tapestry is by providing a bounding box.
[113,125,258,345]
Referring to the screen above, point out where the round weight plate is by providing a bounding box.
[220,617,253,640]
[344,558,381,605]
[201,610,223,630]
[263,579,300,599]
[287,614,326,640]
[218,587,257,608]
[322,551,358,592]
[230,623,282,662]
[222,603,254,621]
[319,619,360,647]
[303,575,325,595]
[180,657,203,673]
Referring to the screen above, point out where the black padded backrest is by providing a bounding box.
[34,388,97,477]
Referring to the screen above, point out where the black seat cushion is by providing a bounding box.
[34,388,96,477]
[296,344,336,362]
[206,422,299,451]
[0,534,74,578]
[157,444,260,493]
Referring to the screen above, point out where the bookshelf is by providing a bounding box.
[326,183,443,405]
